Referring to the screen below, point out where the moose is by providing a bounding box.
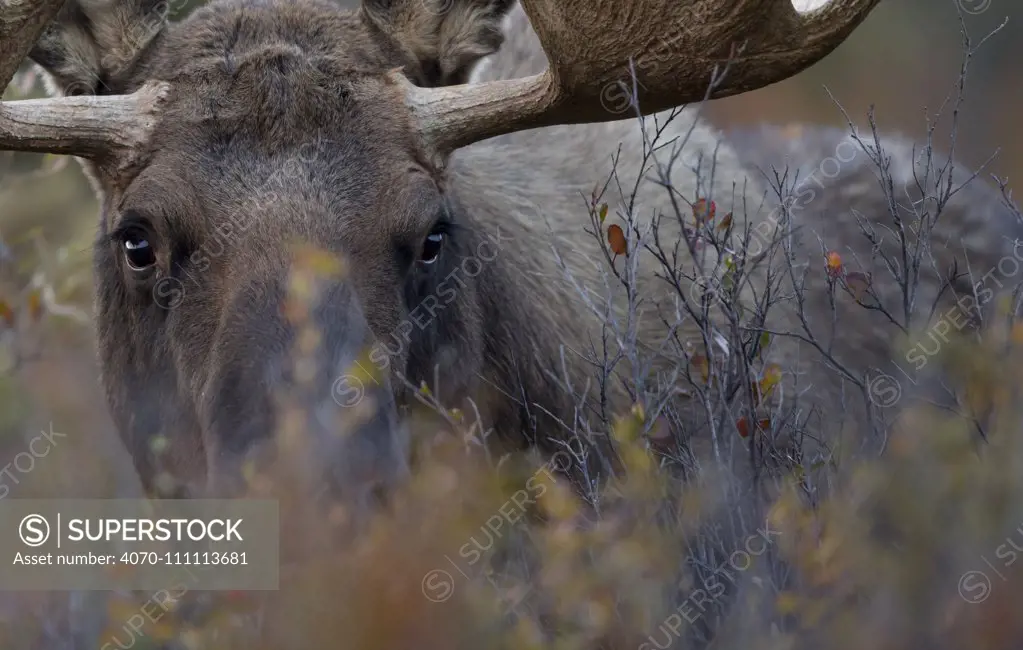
[1,0,1019,507]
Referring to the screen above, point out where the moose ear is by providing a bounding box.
[28,0,169,96]
[362,0,516,87]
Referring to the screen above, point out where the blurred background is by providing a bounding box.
[713,0,1023,182]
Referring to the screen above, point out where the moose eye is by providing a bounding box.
[122,230,156,270]
[420,232,444,265]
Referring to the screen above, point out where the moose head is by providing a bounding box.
[0,0,880,500]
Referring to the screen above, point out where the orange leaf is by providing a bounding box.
[1013,322,1023,346]
[690,353,710,383]
[825,251,843,279]
[693,198,716,224]
[716,212,733,232]
[0,299,14,327]
[607,224,628,256]
[26,290,43,322]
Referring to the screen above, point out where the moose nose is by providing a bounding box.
[200,274,409,506]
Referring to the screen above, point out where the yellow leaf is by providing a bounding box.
[345,346,383,388]
[149,435,170,455]
[536,479,579,521]
[776,592,801,615]
[757,364,782,402]
[631,401,646,423]
[598,203,609,224]
[611,411,643,444]
[106,598,142,622]
[147,619,181,642]
[289,242,346,278]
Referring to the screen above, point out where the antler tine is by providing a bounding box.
[1,85,170,160]
[397,0,883,155]
[0,0,64,90]
[788,0,884,59]
[0,0,168,166]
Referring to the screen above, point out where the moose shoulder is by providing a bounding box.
[2,0,1017,505]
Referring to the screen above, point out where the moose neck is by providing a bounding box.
[435,1,761,470]
[441,108,748,469]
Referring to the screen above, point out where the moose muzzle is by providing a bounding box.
[198,271,410,510]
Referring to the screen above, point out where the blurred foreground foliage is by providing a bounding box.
[5,333,1023,649]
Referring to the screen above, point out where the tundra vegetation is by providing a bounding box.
[1,0,1022,648]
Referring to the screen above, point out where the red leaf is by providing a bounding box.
[693,198,716,224]
[737,417,770,439]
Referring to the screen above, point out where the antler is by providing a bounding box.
[396,0,882,154]
[0,0,167,163]
[2,0,879,162]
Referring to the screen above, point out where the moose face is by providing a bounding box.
[81,0,513,497]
